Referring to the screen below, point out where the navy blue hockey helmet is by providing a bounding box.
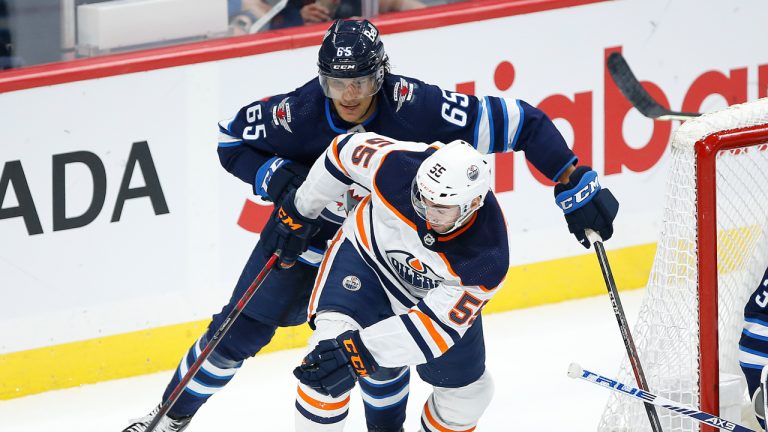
[317,19,387,99]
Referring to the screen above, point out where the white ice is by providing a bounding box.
[0,290,645,431]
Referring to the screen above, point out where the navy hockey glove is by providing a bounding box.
[254,157,311,204]
[554,166,619,249]
[260,189,320,268]
[293,330,379,398]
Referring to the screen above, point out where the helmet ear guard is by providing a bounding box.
[411,141,492,233]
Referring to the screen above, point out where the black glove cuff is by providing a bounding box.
[267,162,311,204]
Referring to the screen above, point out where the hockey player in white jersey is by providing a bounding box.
[264,132,506,430]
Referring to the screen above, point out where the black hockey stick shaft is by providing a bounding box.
[145,253,279,432]
[587,230,664,432]
[607,52,701,121]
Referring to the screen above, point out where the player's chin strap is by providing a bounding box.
[585,229,664,432]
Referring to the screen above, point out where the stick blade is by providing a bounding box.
[607,52,667,119]
[606,52,700,121]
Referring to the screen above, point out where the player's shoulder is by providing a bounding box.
[340,132,434,154]
[261,78,327,134]
[381,73,442,113]
[437,193,509,289]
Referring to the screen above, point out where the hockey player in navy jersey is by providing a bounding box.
[122,18,618,432]
[740,264,768,429]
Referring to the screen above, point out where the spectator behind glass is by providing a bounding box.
[0,0,24,70]
[0,0,12,69]
[228,0,274,35]
[269,0,425,30]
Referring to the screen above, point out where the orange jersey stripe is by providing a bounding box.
[331,135,351,177]
[355,195,372,250]
[423,401,476,432]
[308,230,344,318]
[297,385,350,411]
[372,153,417,231]
[437,252,459,279]
[411,310,449,354]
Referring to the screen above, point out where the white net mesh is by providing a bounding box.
[598,98,768,431]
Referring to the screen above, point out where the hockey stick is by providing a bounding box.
[606,52,701,121]
[586,229,664,432]
[145,253,280,432]
[761,365,768,426]
[568,363,756,432]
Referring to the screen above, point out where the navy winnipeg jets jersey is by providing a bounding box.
[217,73,576,261]
[218,73,576,183]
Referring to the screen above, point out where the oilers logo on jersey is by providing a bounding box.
[386,250,442,298]
[271,97,293,132]
[342,275,362,291]
[392,77,414,112]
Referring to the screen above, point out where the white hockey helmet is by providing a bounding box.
[411,140,492,233]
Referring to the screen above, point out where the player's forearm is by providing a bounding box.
[359,315,431,367]
[216,144,271,188]
[360,301,479,367]
[293,157,351,218]
[516,101,578,182]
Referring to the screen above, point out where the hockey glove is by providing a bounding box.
[554,166,619,249]
[254,157,311,204]
[293,330,379,398]
[260,189,320,268]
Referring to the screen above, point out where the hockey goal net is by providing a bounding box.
[598,98,768,432]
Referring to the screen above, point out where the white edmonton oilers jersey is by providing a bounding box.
[294,132,509,367]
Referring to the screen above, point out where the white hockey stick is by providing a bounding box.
[607,52,701,121]
[568,363,756,432]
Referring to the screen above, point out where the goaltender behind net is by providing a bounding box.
[261,132,619,431]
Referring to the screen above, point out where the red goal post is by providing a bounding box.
[698,123,768,431]
[599,98,768,432]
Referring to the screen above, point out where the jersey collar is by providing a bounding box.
[324,97,379,133]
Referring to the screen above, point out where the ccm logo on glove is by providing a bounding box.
[341,337,370,377]
[556,170,599,214]
[278,207,303,230]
